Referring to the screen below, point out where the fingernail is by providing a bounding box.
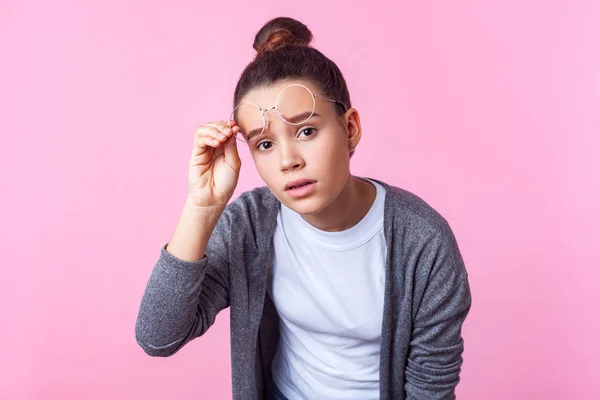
[218,133,226,139]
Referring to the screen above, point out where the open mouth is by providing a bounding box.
[287,181,314,190]
[284,180,317,198]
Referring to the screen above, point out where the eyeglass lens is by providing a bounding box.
[230,85,316,143]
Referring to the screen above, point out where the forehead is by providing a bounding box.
[240,79,321,109]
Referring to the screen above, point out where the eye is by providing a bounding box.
[298,127,317,138]
[256,140,274,151]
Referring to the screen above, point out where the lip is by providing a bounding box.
[284,179,317,199]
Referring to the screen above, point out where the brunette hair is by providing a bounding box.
[233,17,351,115]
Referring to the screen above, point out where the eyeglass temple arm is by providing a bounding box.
[314,94,347,112]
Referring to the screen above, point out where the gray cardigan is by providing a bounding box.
[135,179,472,399]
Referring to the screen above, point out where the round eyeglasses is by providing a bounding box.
[228,83,347,143]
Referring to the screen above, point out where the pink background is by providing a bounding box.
[2,0,599,399]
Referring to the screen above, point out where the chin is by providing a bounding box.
[279,194,331,216]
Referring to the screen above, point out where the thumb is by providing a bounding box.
[223,134,241,173]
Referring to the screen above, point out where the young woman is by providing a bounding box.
[136,17,471,400]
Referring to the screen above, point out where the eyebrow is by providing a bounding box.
[245,112,321,140]
[287,111,320,124]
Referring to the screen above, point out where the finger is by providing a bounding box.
[196,126,228,143]
[206,121,234,139]
[205,119,236,129]
[193,134,222,155]
[203,121,239,138]
[205,121,230,132]
[190,134,220,166]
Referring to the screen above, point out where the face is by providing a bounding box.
[236,79,361,215]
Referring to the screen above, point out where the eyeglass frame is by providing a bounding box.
[228,83,348,143]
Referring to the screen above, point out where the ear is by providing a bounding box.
[343,108,362,156]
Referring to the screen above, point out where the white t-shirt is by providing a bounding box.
[269,179,387,400]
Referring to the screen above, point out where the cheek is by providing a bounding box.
[311,135,349,169]
[252,155,278,185]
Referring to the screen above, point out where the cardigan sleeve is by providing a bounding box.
[405,230,472,399]
[134,206,234,357]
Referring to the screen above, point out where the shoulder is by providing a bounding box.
[371,178,453,237]
[221,185,280,230]
[370,178,470,288]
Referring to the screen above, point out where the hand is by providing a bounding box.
[187,120,241,209]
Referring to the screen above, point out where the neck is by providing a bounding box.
[301,175,376,232]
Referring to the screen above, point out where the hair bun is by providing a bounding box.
[253,17,313,54]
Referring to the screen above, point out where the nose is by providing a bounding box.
[279,138,305,173]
